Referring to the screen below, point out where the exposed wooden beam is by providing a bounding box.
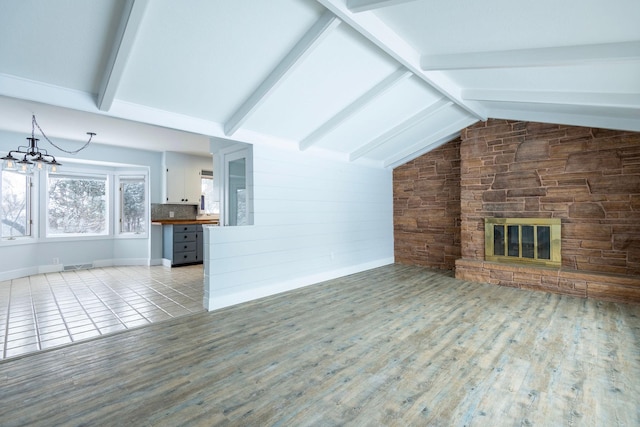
[384,116,477,168]
[463,89,640,109]
[421,41,640,71]
[316,0,486,120]
[347,0,418,13]
[349,98,452,161]
[299,68,412,151]
[224,11,341,136]
[97,0,150,111]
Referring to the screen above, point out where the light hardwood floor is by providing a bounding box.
[1,264,638,426]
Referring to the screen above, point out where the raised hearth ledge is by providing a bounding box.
[455,258,640,304]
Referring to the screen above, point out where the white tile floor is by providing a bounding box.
[0,265,204,360]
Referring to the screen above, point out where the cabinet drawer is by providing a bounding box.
[175,251,198,264]
[174,232,196,242]
[174,225,197,233]
[174,241,197,253]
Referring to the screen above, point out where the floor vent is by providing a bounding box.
[63,263,94,271]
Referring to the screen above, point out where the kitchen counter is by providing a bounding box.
[152,219,219,225]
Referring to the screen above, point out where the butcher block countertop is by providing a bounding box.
[151,219,219,225]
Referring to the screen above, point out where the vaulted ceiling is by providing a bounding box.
[0,0,638,168]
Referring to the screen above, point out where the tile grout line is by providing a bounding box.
[83,268,151,327]
[127,279,194,315]
[43,272,76,345]
[1,265,205,360]
[148,276,200,305]
[94,269,172,317]
[97,267,191,318]
[2,279,13,359]
[56,270,114,339]
[27,276,42,352]
[118,264,202,305]
[81,279,136,331]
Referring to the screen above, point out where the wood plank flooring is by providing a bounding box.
[1,264,639,426]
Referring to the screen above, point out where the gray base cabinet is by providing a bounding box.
[163,224,204,266]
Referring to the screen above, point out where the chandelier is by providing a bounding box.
[1,115,96,173]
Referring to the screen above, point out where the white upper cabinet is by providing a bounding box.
[163,152,212,204]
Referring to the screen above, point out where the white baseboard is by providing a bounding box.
[204,257,394,311]
[0,258,157,281]
[0,266,37,282]
[39,264,64,274]
[93,258,148,268]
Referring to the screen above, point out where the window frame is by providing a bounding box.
[116,173,149,238]
[1,169,33,241]
[200,170,219,216]
[45,171,111,238]
[0,161,150,245]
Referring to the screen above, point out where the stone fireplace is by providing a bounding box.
[394,119,640,304]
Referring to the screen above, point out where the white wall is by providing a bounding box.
[0,129,163,280]
[204,144,394,310]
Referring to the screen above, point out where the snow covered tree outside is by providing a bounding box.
[48,174,107,235]
[120,176,145,233]
[201,175,218,215]
[1,171,30,239]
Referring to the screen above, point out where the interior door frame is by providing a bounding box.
[219,144,253,227]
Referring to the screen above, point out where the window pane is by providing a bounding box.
[493,225,505,256]
[508,225,519,257]
[2,171,30,238]
[521,225,534,258]
[201,177,218,214]
[121,178,146,233]
[537,226,551,260]
[48,175,107,235]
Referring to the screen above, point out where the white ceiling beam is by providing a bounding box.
[347,0,418,13]
[463,89,640,109]
[349,98,452,161]
[421,40,640,71]
[316,0,486,121]
[384,116,477,168]
[97,0,150,112]
[224,11,341,136]
[299,68,412,151]
[384,131,460,169]
[487,105,640,133]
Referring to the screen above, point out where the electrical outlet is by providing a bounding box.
[169,211,175,218]
[53,257,59,265]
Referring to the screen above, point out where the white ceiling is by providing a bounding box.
[0,0,638,167]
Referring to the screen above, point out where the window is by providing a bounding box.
[1,170,31,239]
[485,218,561,267]
[119,176,146,234]
[2,163,148,242]
[47,173,108,236]
[200,171,219,215]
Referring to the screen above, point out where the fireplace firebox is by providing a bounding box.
[485,218,561,267]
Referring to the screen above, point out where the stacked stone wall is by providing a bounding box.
[393,119,640,303]
[393,138,461,270]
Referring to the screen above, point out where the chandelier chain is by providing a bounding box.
[31,115,94,155]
